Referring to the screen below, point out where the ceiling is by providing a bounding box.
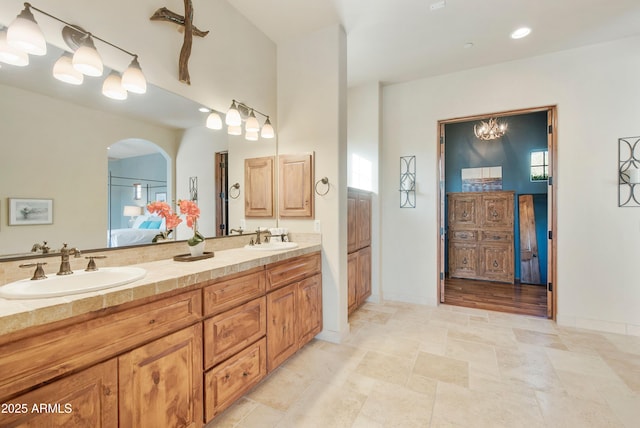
[229,0,640,87]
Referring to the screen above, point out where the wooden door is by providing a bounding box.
[245,156,274,217]
[297,274,323,345]
[478,244,514,283]
[119,324,203,428]
[519,195,541,284]
[448,242,478,279]
[347,252,358,314]
[215,151,229,236]
[448,193,479,228]
[266,284,298,371]
[279,153,313,217]
[0,359,118,427]
[481,192,514,228]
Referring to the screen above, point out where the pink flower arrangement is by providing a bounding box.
[147,200,204,246]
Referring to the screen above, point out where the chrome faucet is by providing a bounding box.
[57,243,81,275]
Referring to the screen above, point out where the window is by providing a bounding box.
[530,150,548,181]
[351,154,373,191]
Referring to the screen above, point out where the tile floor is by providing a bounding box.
[207,302,640,427]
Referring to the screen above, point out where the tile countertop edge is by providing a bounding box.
[0,243,322,337]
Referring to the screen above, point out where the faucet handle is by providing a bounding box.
[19,262,48,280]
[85,255,107,271]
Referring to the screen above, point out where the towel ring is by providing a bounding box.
[315,177,330,196]
[229,182,241,199]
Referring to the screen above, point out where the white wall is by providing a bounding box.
[347,83,381,303]
[381,35,640,335]
[277,25,348,342]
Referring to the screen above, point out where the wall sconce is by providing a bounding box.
[400,156,416,208]
[619,136,640,207]
[123,205,143,227]
[1,2,147,97]
[474,117,507,140]
[133,183,142,200]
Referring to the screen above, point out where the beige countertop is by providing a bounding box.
[0,243,321,337]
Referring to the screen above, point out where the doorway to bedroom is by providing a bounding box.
[437,106,557,319]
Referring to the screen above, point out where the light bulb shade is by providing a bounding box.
[0,30,29,66]
[227,125,242,136]
[73,36,103,76]
[53,53,83,85]
[245,130,259,141]
[225,101,242,126]
[123,205,143,216]
[245,110,260,132]
[7,5,46,56]
[122,57,147,94]
[102,71,127,100]
[261,118,275,139]
[206,112,223,130]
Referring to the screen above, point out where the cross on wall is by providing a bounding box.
[150,0,209,85]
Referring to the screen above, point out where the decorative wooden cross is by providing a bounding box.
[150,0,209,85]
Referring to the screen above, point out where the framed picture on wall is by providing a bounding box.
[9,198,53,225]
[155,192,167,202]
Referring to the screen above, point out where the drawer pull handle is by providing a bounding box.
[462,257,468,265]
[224,374,230,380]
[493,260,499,267]
[462,210,468,218]
[149,319,155,325]
[242,371,249,377]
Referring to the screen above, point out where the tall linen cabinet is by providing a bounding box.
[347,188,372,314]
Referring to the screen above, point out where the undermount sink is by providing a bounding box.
[0,267,147,300]
[244,241,298,251]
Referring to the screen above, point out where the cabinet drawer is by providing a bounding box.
[480,231,512,242]
[0,290,201,401]
[204,338,267,422]
[204,297,266,369]
[450,230,477,241]
[266,252,321,291]
[203,270,266,316]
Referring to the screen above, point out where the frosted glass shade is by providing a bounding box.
[227,125,242,136]
[245,130,259,141]
[73,37,103,77]
[7,6,46,56]
[53,53,83,85]
[102,71,127,100]
[245,110,260,132]
[0,30,29,66]
[122,57,147,94]
[260,118,275,139]
[206,112,223,130]
[225,101,242,126]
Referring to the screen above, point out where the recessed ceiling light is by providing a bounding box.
[430,1,446,11]
[198,107,210,113]
[511,27,531,39]
[463,42,474,49]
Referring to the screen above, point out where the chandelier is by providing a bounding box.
[474,118,507,140]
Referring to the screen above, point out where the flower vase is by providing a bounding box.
[189,240,205,257]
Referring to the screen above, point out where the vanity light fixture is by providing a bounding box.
[225,101,242,126]
[224,99,275,140]
[133,183,142,200]
[52,52,83,85]
[3,2,147,96]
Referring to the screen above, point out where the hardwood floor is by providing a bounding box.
[444,277,547,317]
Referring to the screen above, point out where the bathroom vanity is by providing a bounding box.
[0,244,321,427]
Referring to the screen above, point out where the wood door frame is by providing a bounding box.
[437,105,558,319]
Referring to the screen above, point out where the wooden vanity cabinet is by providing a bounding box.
[348,188,372,314]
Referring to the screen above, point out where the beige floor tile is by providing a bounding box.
[445,338,499,376]
[236,403,284,428]
[357,380,435,427]
[600,386,640,428]
[246,367,314,411]
[354,350,414,386]
[413,351,469,388]
[496,346,565,393]
[597,348,640,393]
[536,390,625,427]
[545,347,622,380]
[447,322,519,349]
[206,397,259,427]
[431,381,546,428]
[513,328,568,350]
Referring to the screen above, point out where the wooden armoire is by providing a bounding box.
[347,188,372,314]
[447,191,515,283]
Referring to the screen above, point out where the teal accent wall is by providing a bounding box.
[445,111,548,284]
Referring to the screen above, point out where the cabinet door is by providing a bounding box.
[478,244,514,283]
[245,156,274,218]
[356,192,372,249]
[448,193,480,228]
[356,247,372,304]
[347,252,358,314]
[279,153,313,218]
[0,359,117,427]
[297,274,323,346]
[119,324,203,428]
[266,284,298,371]
[448,242,478,279]
[347,192,358,253]
[481,192,514,228]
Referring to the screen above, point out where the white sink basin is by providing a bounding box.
[244,242,298,251]
[0,267,147,300]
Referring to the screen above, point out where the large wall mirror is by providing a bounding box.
[0,42,277,258]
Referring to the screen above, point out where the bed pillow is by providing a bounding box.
[147,221,162,229]
[132,215,148,229]
[138,221,153,229]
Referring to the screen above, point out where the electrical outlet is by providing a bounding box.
[314,220,321,232]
